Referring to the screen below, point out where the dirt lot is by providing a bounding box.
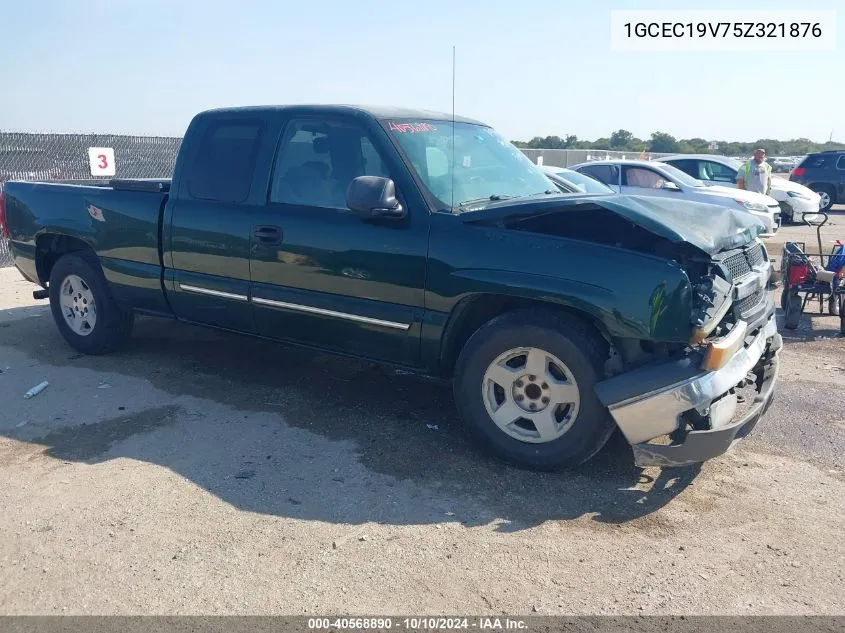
[1,224,844,615]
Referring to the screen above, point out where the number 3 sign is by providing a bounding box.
[88,147,116,177]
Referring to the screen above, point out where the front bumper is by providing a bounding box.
[781,194,822,222]
[750,209,779,237]
[594,315,781,468]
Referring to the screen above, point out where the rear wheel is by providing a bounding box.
[784,292,803,330]
[830,295,840,316]
[48,252,134,355]
[453,309,615,471]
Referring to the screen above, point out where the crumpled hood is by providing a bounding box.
[459,193,764,256]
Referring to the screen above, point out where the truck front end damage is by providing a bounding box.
[460,193,782,468]
[594,240,781,467]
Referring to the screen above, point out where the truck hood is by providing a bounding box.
[458,193,763,256]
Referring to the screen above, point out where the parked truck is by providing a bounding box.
[0,105,782,470]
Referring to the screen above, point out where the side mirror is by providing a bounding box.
[346,176,405,219]
[662,180,681,191]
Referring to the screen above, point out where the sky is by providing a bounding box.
[1,0,842,143]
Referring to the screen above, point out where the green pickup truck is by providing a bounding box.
[0,105,781,470]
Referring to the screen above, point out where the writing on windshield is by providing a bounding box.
[388,121,438,134]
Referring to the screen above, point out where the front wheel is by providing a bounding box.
[48,252,134,355]
[453,309,615,471]
[830,295,841,316]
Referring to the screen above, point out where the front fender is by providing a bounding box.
[445,267,692,342]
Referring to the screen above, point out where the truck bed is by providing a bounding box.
[2,178,172,316]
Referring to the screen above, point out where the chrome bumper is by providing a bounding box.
[594,315,781,468]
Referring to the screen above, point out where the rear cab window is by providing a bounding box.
[185,120,265,203]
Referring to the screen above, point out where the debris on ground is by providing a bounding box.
[23,381,49,399]
[426,424,439,431]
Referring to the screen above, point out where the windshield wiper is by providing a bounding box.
[458,194,517,208]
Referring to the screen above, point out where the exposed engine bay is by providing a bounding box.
[460,197,772,374]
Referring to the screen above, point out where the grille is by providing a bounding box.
[716,243,765,280]
[720,251,753,280]
[746,243,766,267]
[736,287,764,314]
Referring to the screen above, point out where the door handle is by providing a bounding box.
[253,225,282,245]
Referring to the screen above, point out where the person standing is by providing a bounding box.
[736,148,772,196]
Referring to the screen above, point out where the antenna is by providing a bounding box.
[451,45,456,211]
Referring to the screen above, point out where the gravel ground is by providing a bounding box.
[0,241,843,615]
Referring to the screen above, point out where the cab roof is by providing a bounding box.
[196,104,487,126]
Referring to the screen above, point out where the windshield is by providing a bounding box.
[654,162,704,188]
[724,157,744,170]
[383,119,558,210]
[553,169,614,194]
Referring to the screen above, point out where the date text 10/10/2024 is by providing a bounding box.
[307,617,528,630]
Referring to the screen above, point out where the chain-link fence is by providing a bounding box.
[0,132,181,183]
[0,132,182,267]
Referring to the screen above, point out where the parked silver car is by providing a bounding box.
[569,159,781,237]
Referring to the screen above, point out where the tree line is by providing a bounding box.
[511,129,845,156]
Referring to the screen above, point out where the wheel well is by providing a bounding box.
[810,182,835,196]
[35,234,95,285]
[439,294,610,378]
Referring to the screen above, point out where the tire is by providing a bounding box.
[452,308,615,471]
[784,292,803,330]
[780,285,788,310]
[830,295,840,316]
[840,298,845,335]
[48,252,134,355]
[812,185,835,212]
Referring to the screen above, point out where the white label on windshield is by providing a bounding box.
[462,156,471,168]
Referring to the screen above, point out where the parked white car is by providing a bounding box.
[658,153,821,224]
[569,159,781,237]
